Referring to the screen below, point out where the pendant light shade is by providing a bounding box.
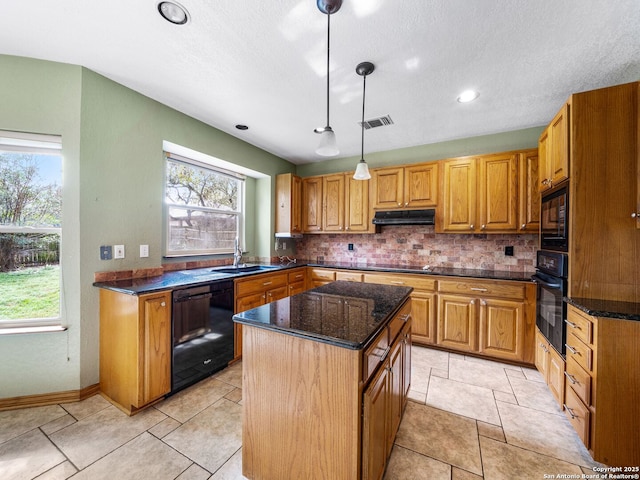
[353,61,375,180]
[315,0,342,157]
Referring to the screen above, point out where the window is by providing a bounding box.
[0,130,62,329]
[165,153,245,257]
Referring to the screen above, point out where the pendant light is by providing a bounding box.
[353,61,374,180]
[314,0,342,157]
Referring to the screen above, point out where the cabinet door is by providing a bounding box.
[410,291,436,345]
[534,329,549,379]
[388,340,404,455]
[547,345,565,406]
[404,164,438,208]
[275,173,302,235]
[401,323,412,403]
[479,298,525,362]
[549,103,570,186]
[437,294,477,352]
[140,292,171,406]
[518,150,540,232]
[323,174,345,232]
[440,158,477,232]
[478,153,518,232]
[266,286,288,304]
[302,176,323,232]
[362,364,389,480]
[345,175,371,232]
[372,167,404,209]
[538,128,551,192]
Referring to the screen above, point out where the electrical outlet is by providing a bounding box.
[100,245,112,260]
[114,244,125,259]
[140,244,149,258]
[282,241,287,249]
[505,246,514,256]
[348,243,354,251]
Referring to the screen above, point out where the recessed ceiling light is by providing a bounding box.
[457,90,479,103]
[158,1,189,25]
[235,125,249,130]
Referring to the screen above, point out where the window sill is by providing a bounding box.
[0,325,67,336]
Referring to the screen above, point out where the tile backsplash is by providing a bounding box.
[295,226,538,273]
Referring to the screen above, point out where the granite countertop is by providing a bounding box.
[93,261,534,295]
[565,297,640,322]
[233,281,413,350]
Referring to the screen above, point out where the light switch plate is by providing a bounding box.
[140,244,149,258]
[100,245,112,260]
[114,244,125,259]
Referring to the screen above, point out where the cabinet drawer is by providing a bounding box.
[363,328,390,384]
[565,357,591,406]
[438,279,525,300]
[236,273,288,296]
[310,268,336,281]
[389,301,411,344]
[336,271,364,282]
[364,273,436,292]
[565,333,593,373]
[564,387,590,448]
[566,308,592,345]
[287,270,306,284]
[288,281,305,296]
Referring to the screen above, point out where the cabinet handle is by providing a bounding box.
[564,319,579,329]
[390,281,405,285]
[480,224,486,230]
[160,301,166,307]
[401,314,411,323]
[470,287,488,292]
[539,342,548,353]
[564,371,577,385]
[521,223,526,229]
[346,227,350,230]
[404,202,409,206]
[480,299,487,306]
[377,346,391,362]
[469,224,474,230]
[262,294,266,299]
[397,202,402,206]
[262,281,273,286]
[563,404,577,419]
[565,344,578,355]
[470,299,475,305]
[632,212,639,218]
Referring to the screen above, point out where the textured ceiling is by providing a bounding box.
[1,0,639,165]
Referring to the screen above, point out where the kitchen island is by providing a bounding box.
[233,281,413,480]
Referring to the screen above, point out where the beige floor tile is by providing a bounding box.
[40,414,76,435]
[61,394,111,420]
[71,432,192,480]
[49,405,166,470]
[407,389,426,403]
[522,366,546,383]
[0,404,67,444]
[505,368,526,379]
[0,428,66,480]
[34,460,77,480]
[480,436,584,479]
[383,445,451,480]
[412,345,449,372]
[431,367,449,378]
[462,355,524,372]
[209,448,244,479]
[426,376,501,425]
[177,463,213,480]
[156,377,236,423]
[213,361,243,388]
[148,416,182,439]
[448,356,513,394]
[224,387,243,404]
[395,402,482,475]
[452,467,483,480]
[497,401,597,467]
[493,390,517,404]
[508,376,564,415]
[410,366,430,393]
[477,420,506,442]
[164,398,242,474]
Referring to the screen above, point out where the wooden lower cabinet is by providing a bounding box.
[534,328,565,406]
[562,305,640,467]
[99,289,172,415]
[242,298,411,480]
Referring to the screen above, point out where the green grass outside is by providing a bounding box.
[0,265,60,320]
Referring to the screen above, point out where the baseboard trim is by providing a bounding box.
[0,383,100,411]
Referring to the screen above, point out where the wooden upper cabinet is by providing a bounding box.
[302,176,323,232]
[323,174,345,232]
[439,157,477,232]
[275,173,302,236]
[372,163,438,210]
[518,149,540,232]
[345,175,371,232]
[478,153,518,232]
[539,103,570,191]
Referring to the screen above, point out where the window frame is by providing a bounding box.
[164,152,246,258]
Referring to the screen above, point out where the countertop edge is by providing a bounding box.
[565,297,640,322]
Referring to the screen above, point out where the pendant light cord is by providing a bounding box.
[325,11,331,128]
[360,73,367,160]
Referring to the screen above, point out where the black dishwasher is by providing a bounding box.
[171,280,235,393]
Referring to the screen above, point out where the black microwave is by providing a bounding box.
[540,183,569,252]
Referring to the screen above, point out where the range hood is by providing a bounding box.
[372,209,436,226]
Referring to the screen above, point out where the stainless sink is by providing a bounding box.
[212,265,278,274]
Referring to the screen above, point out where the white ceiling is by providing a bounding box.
[1,1,639,165]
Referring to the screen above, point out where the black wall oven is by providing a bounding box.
[540,183,569,252]
[532,250,568,356]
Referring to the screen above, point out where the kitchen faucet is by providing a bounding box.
[233,237,243,267]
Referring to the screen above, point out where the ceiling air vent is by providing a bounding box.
[359,115,394,130]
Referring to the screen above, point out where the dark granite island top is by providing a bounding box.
[233,281,413,349]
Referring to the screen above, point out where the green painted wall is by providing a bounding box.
[295,126,544,177]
